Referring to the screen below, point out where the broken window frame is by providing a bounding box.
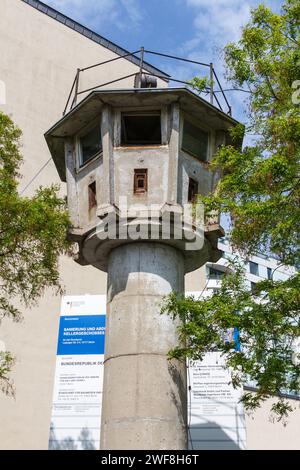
[121,110,162,146]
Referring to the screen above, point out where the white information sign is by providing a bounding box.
[49,295,106,450]
[186,291,246,450]
[49,292,246,450]
[188,352,246,450]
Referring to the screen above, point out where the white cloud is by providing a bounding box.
[182,0,251,58]
[173,0,284,120]
[182,0,283,57]
[119,0,143,25]
[46,0,143,32]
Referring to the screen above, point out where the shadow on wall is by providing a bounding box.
[188,421,241,450]
[168,360,187,425]
[49,423,96,450]
[49,421,241,450]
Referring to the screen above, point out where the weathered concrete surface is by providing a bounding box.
[101,243,187,450]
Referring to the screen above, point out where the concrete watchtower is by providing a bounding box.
[46,87,239,450]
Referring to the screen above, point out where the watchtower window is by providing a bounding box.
[80,124,102,166]
[134,169,148,194]
[188,178,198,203]
[121,112,161,146]
[88,181,97,210]
[182,119,208,162]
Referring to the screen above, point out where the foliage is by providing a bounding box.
[188,76,210,94]
[162,261,300,420]
[163,0,300,419]
[218,0,300,265]
[0,351,15,397]
[0,111,71,395]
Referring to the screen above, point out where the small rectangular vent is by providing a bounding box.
[134,169,148,194]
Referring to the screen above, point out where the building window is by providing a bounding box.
[251,282,258,294]
[121,112,161,146]
[182,119,208,162]
[267,267,272,280]
[207,266,225,280]
[134,169,148,194]
[249,261,259,276]
[88,181,97,210]
[188,178,198,203]
[80,124,102,166]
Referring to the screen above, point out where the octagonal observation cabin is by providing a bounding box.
[45,86,241,273]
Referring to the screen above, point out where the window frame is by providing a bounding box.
[250,281,258,295]
[76,118,102,170]
[180,113,211,163]
[88,181,97,210]
[188,177,199,203]
[120,110,162,147]
[267,267,272,280]
[134,169,148,194]
[249,261,259,276]
[207,266,226,280]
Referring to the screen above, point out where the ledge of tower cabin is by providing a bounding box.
[68,204,224,238]
[96,203,118,219]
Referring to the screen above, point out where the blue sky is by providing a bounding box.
[45,0,283,121]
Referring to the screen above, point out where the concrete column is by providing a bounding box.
[100,242,187,450]
[101,105,114,205]
[64,139,80,228]
[167,103,180,204]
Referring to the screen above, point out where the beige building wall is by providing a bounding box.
[245,395,300,450]
[0,0,299,451]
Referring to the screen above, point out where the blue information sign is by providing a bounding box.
[57,315,106,355]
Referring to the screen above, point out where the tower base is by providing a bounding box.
[100,242,187,450]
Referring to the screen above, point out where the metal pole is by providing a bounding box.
[77,73,137,96]
[213,69,232,115]
[145,50,210,67]
[139,46,145,87]
[81,50,140,72]
[63,73,77,116]
[72,68,80,108]
[210,63,214,105]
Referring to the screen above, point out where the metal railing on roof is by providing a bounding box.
[63,47,232,117]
